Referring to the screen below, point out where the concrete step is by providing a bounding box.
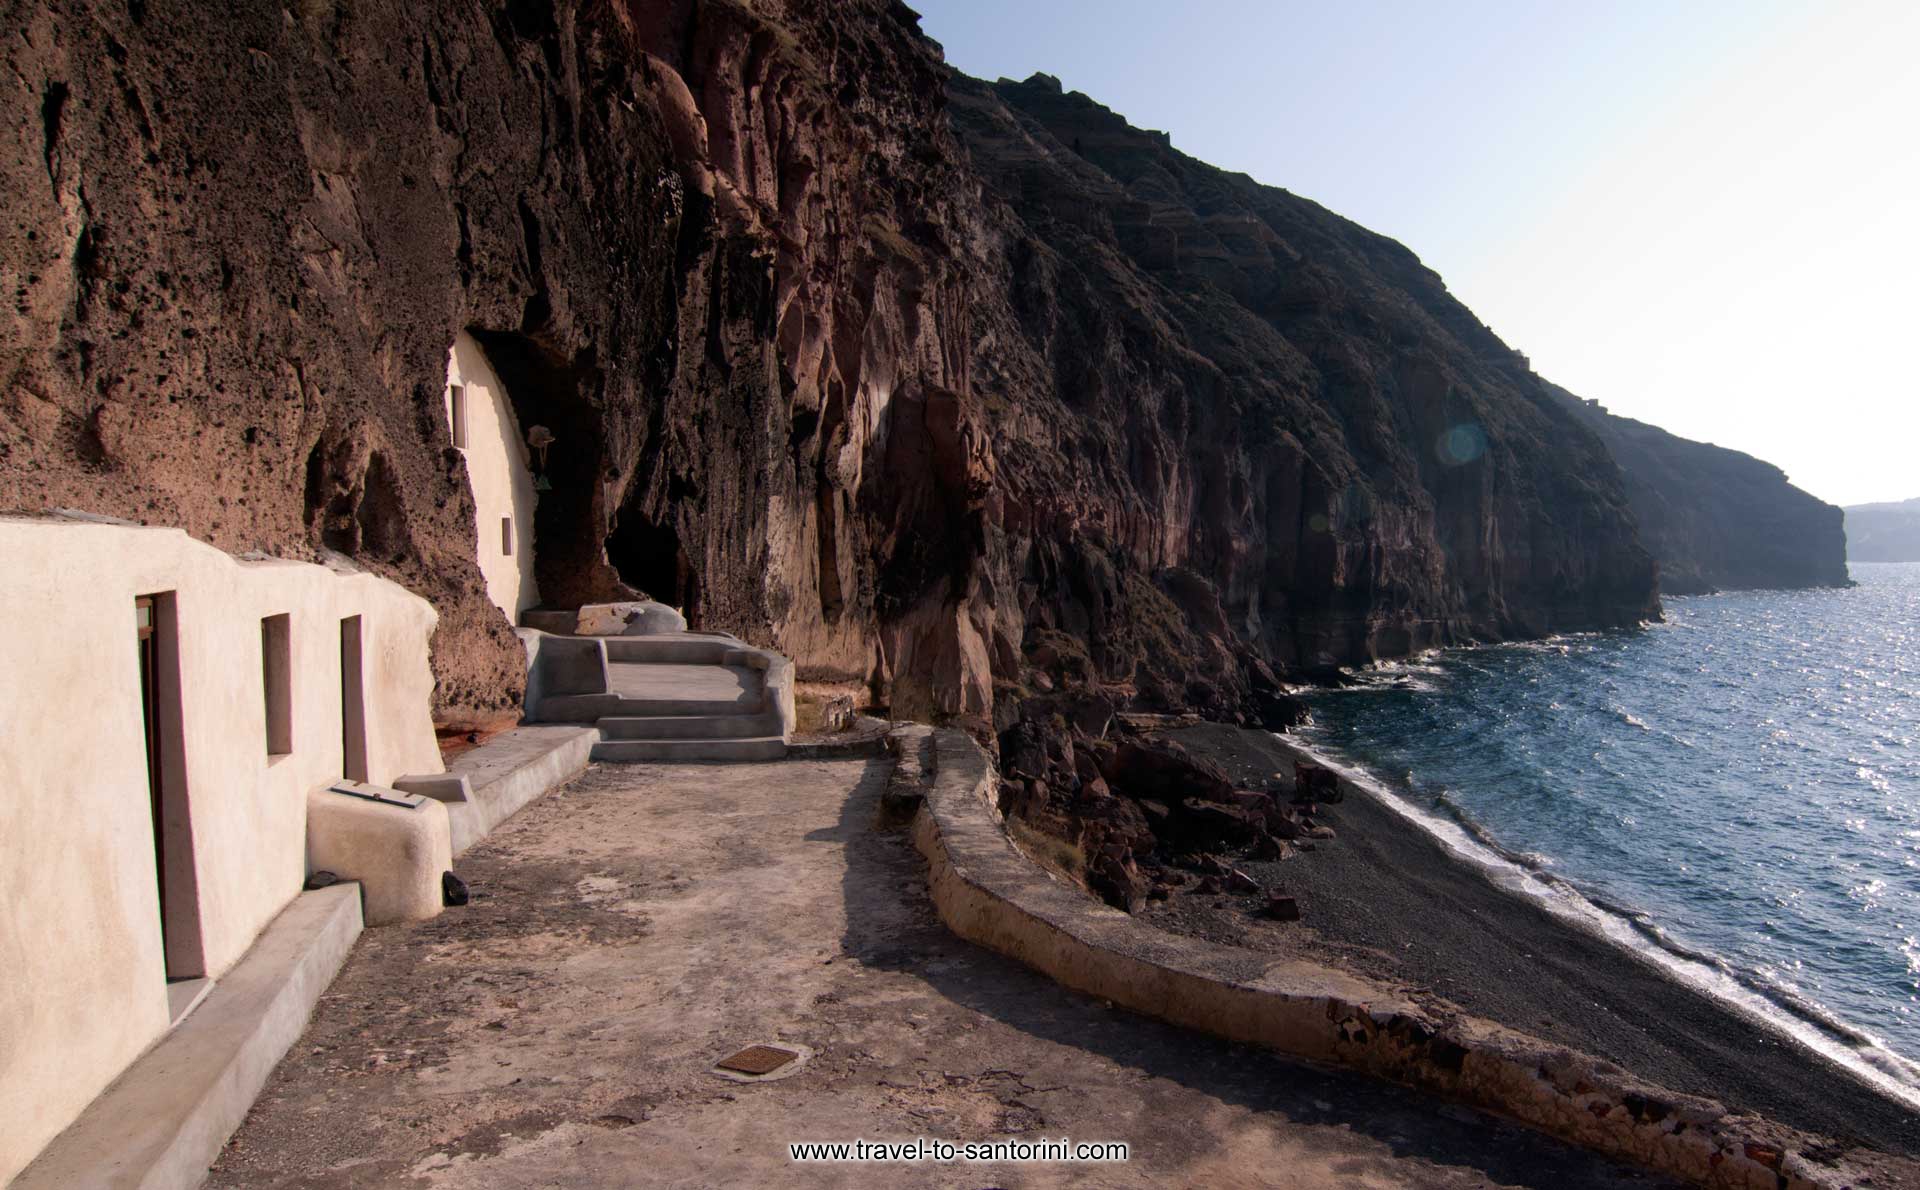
[603,635,750,665]
[597,713,785,740]
[538,693,760,722]
[590,736,788,763]
[12,885,363,1190]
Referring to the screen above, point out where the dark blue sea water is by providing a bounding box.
[1297,562,1920,1102]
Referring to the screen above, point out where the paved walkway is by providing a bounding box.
[209,757,1674,1188]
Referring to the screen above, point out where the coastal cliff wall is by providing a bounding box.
[1845,499,1920,563]
[1550,387,1850,594]
[1,0,1658,729]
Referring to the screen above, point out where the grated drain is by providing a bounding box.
[716,1044,799,1076]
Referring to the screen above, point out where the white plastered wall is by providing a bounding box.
[0,517,444,1184]
[446,332,541,622]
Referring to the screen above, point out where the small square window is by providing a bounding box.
[502,516,514,557]
[449,385,468,449]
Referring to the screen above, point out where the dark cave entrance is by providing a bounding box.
[606,511,702,627]
[467,328,607,611]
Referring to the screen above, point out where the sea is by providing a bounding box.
[1294,561,1920,1104]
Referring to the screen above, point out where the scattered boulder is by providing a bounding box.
[1189,853,1229,876]
[1251,834,1294,861]
[1230,789,1274,813]
[1089,850,1148,914]
[1077,792,1157,854]
[1252,688,1310,731]
[575,601,687,637]
[1106,737,1236,805]
[1224,867,1259,895]
[441,870,470,907]
[1263,894,1301,922]
[1022,690,1119,739]
[1294,761,1343,803]
[1167,798,1265,849]
[821,694,856,733]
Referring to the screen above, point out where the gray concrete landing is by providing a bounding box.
[207,758,1673,1189]
[522,627,794,763]
[605,662,762,707]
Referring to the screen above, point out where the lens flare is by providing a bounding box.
[1437,423,1488,466]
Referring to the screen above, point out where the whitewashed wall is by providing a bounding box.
[446,332,541,622]
[0,517,443,1183]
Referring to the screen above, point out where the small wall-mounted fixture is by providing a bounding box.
[527,424,554,468]
[502,516,514,557]
[528,425,555,491]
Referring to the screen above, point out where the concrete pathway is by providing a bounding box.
[209,757,1675,1188]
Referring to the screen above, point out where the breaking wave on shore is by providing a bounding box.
[1293,562,1920,1110]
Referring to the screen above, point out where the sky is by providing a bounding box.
[910,0,1919,507]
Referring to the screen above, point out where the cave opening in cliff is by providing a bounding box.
[466,328,604,610]
[605,511,702,627]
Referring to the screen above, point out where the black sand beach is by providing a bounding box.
[1153,722,1920,1159]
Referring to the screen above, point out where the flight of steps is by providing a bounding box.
[527,630,791,763]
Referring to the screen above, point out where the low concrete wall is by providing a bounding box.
[910,728,1850,1190]
[444,724,598,855]
[516,628,608,721]
[714,640,797,739]
[759,654,797,740]
[13,884,364,1190]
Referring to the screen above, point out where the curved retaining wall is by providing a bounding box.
[908,728,1851,1190]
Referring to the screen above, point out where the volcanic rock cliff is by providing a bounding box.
[1,0,1660,730]
[1845,498,1920,564]
[1550,386,1850,594]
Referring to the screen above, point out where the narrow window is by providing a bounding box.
[261,614,292,757]
[340,616,368,782]
[449,384,468,449]
[502,515,514,557]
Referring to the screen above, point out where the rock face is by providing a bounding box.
[1,0,1659,728]
[1845,498,1920,563]
[1552,387,1850,594]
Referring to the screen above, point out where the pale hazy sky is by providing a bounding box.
[912,0,1918,507]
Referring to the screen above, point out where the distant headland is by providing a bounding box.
[1846,498,1920,562]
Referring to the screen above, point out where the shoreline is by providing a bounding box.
[1291,728,1920,1098]
[1151,722,1920,1158]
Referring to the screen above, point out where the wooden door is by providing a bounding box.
[135,596,168,956]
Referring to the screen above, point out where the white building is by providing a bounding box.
[0,515,447,1184]
[446,331,541,623]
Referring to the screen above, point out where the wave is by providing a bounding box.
[1611,705,1652,731]
[1283,737,1920,1110]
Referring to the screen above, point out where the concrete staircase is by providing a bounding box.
[520,625,794,763]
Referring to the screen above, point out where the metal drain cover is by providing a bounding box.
[716,1044,799,1076]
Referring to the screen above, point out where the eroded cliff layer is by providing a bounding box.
[1552,387,1850,594]
[1,0,1658,728]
